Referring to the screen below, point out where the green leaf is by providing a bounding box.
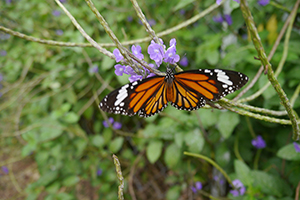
[173,0,195,11]
[277,143,300,161]
[164,143,181,168]
[197,109,220,128]
[234,160,253,186]
[206,49,219,65]
[62,175,79,187]
[215,143,231,167]
[217,111,240,138]
[63,112,79,123]
[166,185,181,200]
[36,171,58,186]
[147,140,163,163]
[92,135,105,148]
[251,170,292,197]
[184,129,204,153]
[109,137,124,153]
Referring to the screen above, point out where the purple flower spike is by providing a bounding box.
[191,186,197,193]
[195,181,202,190]
[164,45,180,64]
[148,41,165,66]
[125,66,136,75]
[113,49,124,62]
[59,0,67,3]
[131,45,144,60]
[103,117,114,128]
[114,64,126,76]
[213,15,224,23]
[252,135,266,149]
[2,166,9,174]
[129,75,143,83]
[258,0,270,6]
[89,65,98,74]
[113,121,122,130]
[294,142,300,153]
[224,14,233,25]
[179,56,188,67]
[230,179,246,196]
[52,10,61,17]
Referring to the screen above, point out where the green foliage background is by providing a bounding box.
[1,0,300,199]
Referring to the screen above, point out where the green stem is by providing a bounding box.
[240,0,300,140]
[112,154,124,200]
[184,152,233,187]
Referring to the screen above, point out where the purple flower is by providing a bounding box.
[52,10,61,17]
[214,176,225,185]
[103,117,114,128]
[179,56,188,67]
[294,142,300,153]
[179,9,186,15]
[113,121,122,130]
[129,75,143,82]
[131,45,144,60]
[2,166,9,174]
[258,0,269,6]
[147,73,156,78]
[0,50,7,56]
[252,135,266,149]
[148,41,165,66]
[148,19,156,26]
[213,15,224,23]
[125,66,136,75]
[89,65,98,74]
[6,0,11,5]
[127,16,133,22]
[230,179,246,196]
[113,48,124,62]
[56,30,63,36]
[191,181,202,193]
[164,42,180,64]
[224,14,232,25]
[97,168,103,176]
[114,64,127,76]
[60,0,67,3]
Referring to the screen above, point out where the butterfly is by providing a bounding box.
[99,68,248,117]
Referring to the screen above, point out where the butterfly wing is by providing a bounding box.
[170,69,248,110]
[99,76,168,117]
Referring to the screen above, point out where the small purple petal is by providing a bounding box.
[129,75,143,82]
[164,45,180,64]
[0,50,7,56]
[103,117,114,128]
[131,45,144,60]
[56,30,63,36]
[52,10,61,17]
[127,16,133,22]
[114,64,126,76]
[148,42,165,66]
[258,0,270,6]
[252,135,266,149]
[113,49,124,62]
[89,65,98,74]
[2,166,9,174]
[224,14,232,26]
[60,0,67,3]
[179,56,188,67]
[148,19,156,26]
[125,66,136,75]
[169,38,177,47]
[213,15,224,23]
[294,142,300,153]
[147,73,156,78]
[195,181,202,190]
[113,121,122,130]
[216,0,222,5]
[97,169,102,176]
[191,186,197,193]
[0,33,10,40]
[179,9,186,15]
[230,179,246,196]
[233,0,240,3]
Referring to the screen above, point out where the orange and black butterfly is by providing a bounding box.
[99,68,248,117]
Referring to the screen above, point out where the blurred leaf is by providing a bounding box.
[206,49,219,65]
[277,143,300,161]
[173,0,195,11]
[101,56,115,71]
[63,112,80,123]
[197,109,220,128]
[266,15,278,45]
[251,170,292,197]
[174,132,184,148]
[45,182,60,193]
[36,171,58,186]
[109,137,124,153]
[184,128,204,153]
[92,135,105,148]
[217,111,240,138]
[166,185,181,200]
[234,160,253,186]
[164,143,181,168]
[147,140,163,163]
[62,176,80,187]
[215,143,230,167]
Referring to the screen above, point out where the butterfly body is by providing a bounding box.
[99,68,248,117]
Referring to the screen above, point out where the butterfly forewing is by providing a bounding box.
[99,76,168,117]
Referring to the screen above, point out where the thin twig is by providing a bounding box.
[112,154,125,200]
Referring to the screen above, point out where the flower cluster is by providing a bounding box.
[103,117,122,130]
[191,181,202,193]
[112,38,180,82]
[230,179,246,196]
[251,135,266,149]
[213,14,233,25]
